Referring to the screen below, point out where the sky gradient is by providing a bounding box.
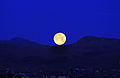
[1,0,120,45]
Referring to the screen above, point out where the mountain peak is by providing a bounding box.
[10,37,29,41]
[0,37,42,47]
[72,36,120,48]
[10,37,32,44]
[81,36,103,40]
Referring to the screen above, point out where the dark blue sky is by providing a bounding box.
[1,0,120,45]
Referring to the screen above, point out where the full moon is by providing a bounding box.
[54,33,66,45]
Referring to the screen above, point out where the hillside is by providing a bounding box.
[0,36,120,72]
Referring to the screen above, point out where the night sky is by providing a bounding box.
[1,0,120,45]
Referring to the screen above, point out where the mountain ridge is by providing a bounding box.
[1,36,120,46]
[0,36,120,72]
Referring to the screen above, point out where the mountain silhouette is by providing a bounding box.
[0,37,44,47]
[0,36,120,72]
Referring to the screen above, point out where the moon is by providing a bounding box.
[54,33,66,45]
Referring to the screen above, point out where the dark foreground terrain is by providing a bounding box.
[0,36,120,78]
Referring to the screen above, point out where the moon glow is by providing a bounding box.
[54,33,66,45]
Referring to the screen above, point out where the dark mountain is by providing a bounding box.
[70,36,120,55]
[0,36,120,72]
[0,37,45,47]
